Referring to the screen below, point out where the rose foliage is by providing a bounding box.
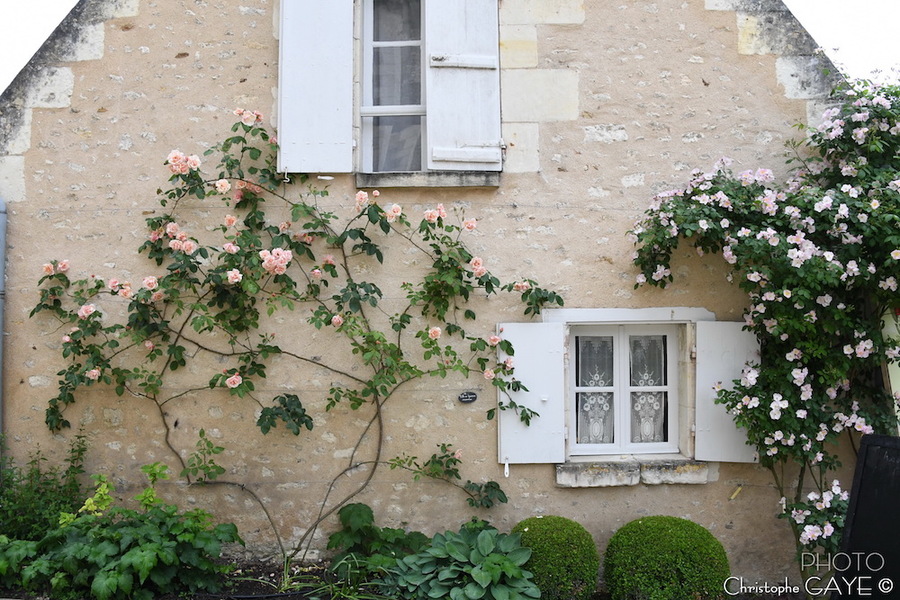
[29,110,562,553]
[631,80,900,569]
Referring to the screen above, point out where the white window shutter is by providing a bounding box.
[694,321,759,463]
[497,322,566,464]
[277,0,353,174]
[424,0,502,171]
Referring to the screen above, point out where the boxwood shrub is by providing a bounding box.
[603,515,729,600]
[511,515,599,600]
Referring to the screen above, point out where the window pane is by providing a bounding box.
[631,391,667,443]
[576,336,614,387]
[576,392,614,444]
[373,47,421,105]
[371,116,422,172]
[374,0,421,41]
[630,335,667,386]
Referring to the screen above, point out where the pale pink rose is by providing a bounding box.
[142,276,158,290]
[424,209,439,223]
[85,369,100,381]
[322,254,335,265]
[227,269,243,284]
[186,155,202,170]
[118,286,134,299]
[150,291,164,302]
[487,335,502,346]
[62,335,71,343]
[166,149,186,165]
[165,222,180,237]
[436,203,447,218]
[473,266,488,278]
[225,374,243,388]
[176,231,188,241]
[223,242,240,254]
[77,304,96,320]
[278,222,291,233]
[372,190,380,197]
[181,240,197,254]
[215,179,231,194]
[354,191,369,212]
[42,263,55,276]
[513,281,531,292]
[453,449,462,460]
[149,230,161,242]
[385,204,402,223]
[483,368,495,380]
[463,218,477,231]
[469,257,484,269]
[504,357,514,369]
[331,314,344,327]
[56,260,70,273]
[241,111,258,126]
[144,340,155,351]
[310,269,322,280]
[429,326,442,340]
[224,214,238,227]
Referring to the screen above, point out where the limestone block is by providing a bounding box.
[0,156,26,203]
[502,70,579,122]
[639,460,709,485]
[500,0,585,25]
[776,55,835,100]
[556,461,640,487]
[24,67,74,109]
[501,122,540,173]
[500,25,538,69]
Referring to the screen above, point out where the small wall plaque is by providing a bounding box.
[458,391,477,403]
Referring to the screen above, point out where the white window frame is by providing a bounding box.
[277,0,503,180]
[497,308,759,466]
[569,324,680,456]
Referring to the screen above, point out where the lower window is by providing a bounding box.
[571,325,678,455]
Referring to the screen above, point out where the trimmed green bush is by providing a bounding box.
[604,516,729,600]
[512,515,599,600]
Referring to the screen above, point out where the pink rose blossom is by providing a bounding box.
[331,314,344,327]
[150,291,164,302]
[310,269,322,280]
[428,326,442,340]
[62,335,71,343]
[77,304,97,320]
[462,218,477,231]
[322,254,335,266]
[142,276,158,290]
[85,369,100,381]
[181,240,197,254]
[224,214,238,227]
[423,209,440,223]
[225,374,243,388]
[227,269,243,284]
[168,239,183,252]
[42,263,55,275]
[215,179,231,194]
[144,340,155,351]
[513,281,531,292]
[223,242,240,254]
[483,368,495,380]
[487,335,502,346]
[56,260,70,272]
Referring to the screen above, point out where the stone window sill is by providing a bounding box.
[555,455,709,487]
[355,171,500,189]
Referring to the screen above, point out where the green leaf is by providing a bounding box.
[476,529,495,556]
[445,540,468,562]
[506,547,531,566]
[465,581,488,599]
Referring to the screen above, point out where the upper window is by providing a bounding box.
[277,0,503,177]
[571,325,679,455]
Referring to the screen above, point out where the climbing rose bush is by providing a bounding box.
[631,80,900,570]
[30,110,563,557]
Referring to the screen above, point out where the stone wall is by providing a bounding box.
[1,0,841,583]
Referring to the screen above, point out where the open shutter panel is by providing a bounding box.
[694,321,759,463]
[497,322,566,464]
[424,0,502,171]
[277,0,353,174]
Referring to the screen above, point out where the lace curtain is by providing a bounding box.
[575,334,668,445]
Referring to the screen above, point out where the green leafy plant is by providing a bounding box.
[603,516,729,600]
[379,520,541,600]
[326,503,429,582]
[0,433,88,541]
[512,515,599,600]
[0,464,242,600]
